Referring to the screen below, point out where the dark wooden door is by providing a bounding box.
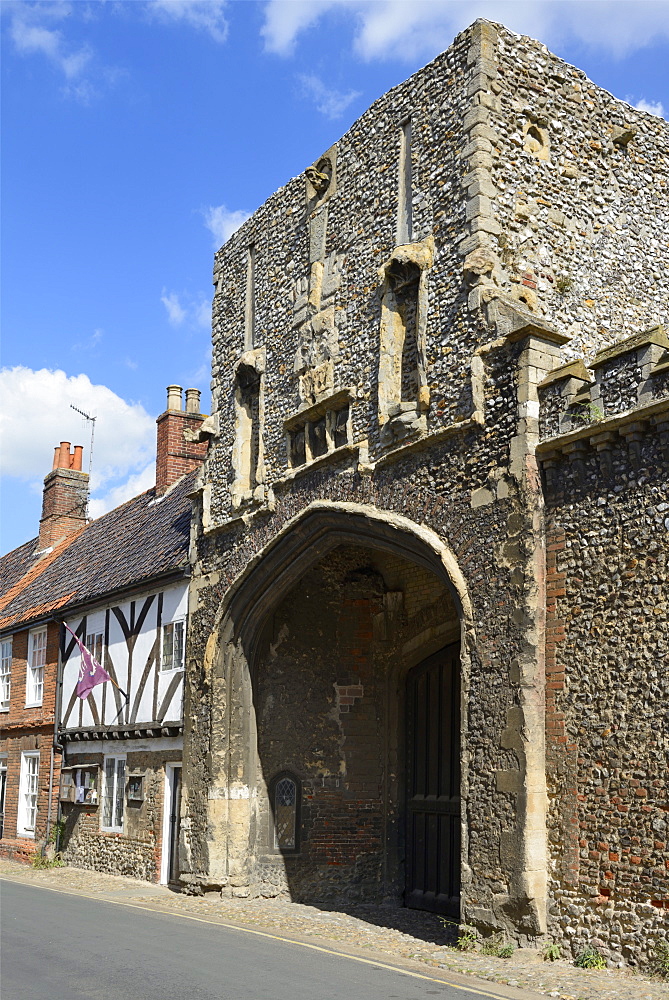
[168,766,182,884]
[405,643,460,916]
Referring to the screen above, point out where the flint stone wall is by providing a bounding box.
[184,17,669,967]
[61,749,175,882]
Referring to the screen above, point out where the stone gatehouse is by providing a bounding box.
[181,19,669,968]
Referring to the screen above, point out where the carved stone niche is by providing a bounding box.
[377,237,434,448]
[305,145,337,209]
[231,350,265,509]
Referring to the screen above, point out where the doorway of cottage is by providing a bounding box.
[161,763,182,885]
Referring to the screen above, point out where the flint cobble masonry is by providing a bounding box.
[178,18,668,972]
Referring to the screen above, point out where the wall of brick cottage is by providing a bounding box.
[0,623,61,861]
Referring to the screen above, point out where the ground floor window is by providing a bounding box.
[18,752,39,837]
[102,756,126,832]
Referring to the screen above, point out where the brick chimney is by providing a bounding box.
[155,385,208,494]
[39,442,89,550]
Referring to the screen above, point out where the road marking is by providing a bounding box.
[0,875,519,1000]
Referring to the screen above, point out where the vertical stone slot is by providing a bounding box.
[244,246,256,351]
[397,119,413,245]
[232,362,261,506]
[386,259,421,408]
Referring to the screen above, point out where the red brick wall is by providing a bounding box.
[155,411,207,495]
[39,468,88,549]
[0,622,61,859]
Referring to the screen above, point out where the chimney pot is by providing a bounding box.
[39,440,89,549]
[185,388,201,414]
[166,385,183,412]
[58,442,71,469]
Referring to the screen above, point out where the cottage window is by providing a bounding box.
[102,756,126,832]
[0,638,11,711]
[26,627,46,707]
[271,772,300,852]
[85,632,104,665]
[18,752,39,837]
[161,620,185,672]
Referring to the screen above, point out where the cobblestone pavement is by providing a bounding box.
[1,860,667,1000]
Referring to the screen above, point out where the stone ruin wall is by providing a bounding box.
[464,21,668,361]
[543,453,669,968]
[183,18,669,965]
[536,326,669,966]
[205,26,479,525]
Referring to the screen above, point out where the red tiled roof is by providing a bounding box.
[0,471,196,632]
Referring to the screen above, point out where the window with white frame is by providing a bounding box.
[0,638,11,711]
[26,628,46,707]
[160,619,185,672]
[102,756,125,832]
[18,752,39,837]
[85,632,104,664]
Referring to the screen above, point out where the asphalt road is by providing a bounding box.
[1,879,519,1000]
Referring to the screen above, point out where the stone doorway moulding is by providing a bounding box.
[198,501,476,911]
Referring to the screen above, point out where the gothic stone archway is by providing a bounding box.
[195,505,472,911]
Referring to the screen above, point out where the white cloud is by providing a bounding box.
[71,328,104,353]
[160,289,211,329]
[196,299,212,329]
[161,289,187,326]
[0,366,156,521]
[146,1,229,44]
[203,204,251,248]
[261,0,669,62]
[634,98,665,117]
[7,1,100,99]
[298,73,361,119]
[261,0,337,55]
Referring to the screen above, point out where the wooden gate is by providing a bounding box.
[405,643,460,916]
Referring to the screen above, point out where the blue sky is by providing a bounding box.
[2,0,668,554]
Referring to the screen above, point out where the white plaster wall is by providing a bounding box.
[61,584,187,729]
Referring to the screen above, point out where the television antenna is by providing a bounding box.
[70,404,96,478]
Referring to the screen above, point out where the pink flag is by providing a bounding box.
[64,623,112,700]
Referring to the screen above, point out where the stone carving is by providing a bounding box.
[299,361,334,406]
[305,165,330,196]
[292,252,344,403]
[305,148,336,207]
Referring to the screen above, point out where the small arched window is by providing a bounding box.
[270,772,300,853]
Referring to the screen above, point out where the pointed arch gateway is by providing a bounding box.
[201,502,474,913]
